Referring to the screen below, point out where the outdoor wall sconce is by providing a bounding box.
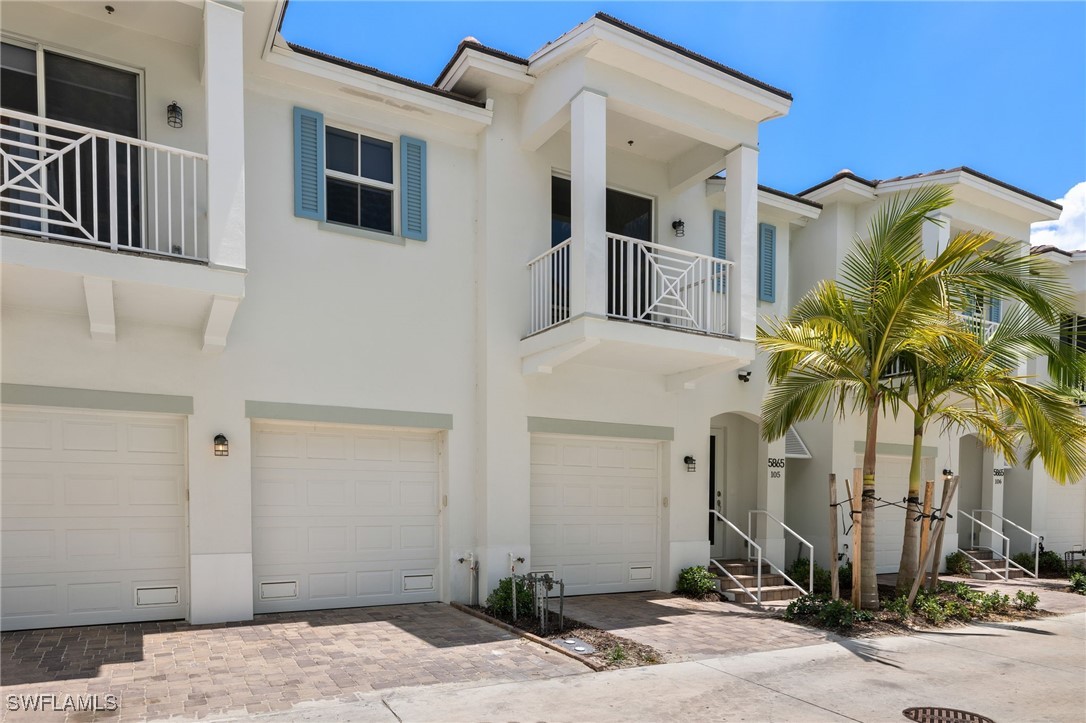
[214,434,229,457]
[942,468,954,481]
[683,455,697,472]
[671,219,685,237]
[167,101,183,129]
[737,370,752,383]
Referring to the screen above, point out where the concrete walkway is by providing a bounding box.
[238,612,1086,722]
[563,591,835,662]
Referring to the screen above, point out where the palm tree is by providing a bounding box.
[760,186,965,609]
[758,186,1076,609]
[891,304,1086,593]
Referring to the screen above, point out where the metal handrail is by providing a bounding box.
[959,511,1011,581]
[709,509,762,603]
[526,237,571,266]
[749,509,814,594]
[607,232,735,266]
[1,107,208,159]
[973,509,1039,578]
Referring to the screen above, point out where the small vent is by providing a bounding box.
[629,566,653,581]
[135,586,179,606]
[259,581,298,600]
[784,425,811,459]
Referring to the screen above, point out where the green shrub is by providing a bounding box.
[784,593,870,629]
[941,581,980,602]
[945,551,972,576]
[607,645,628,663]
[1012,551,1036,572]
[1038,550,1068,577]
[916,594,947,624]
[884,595,912,621]
[677,566,718,596]
[838,561,853,591]
[783,592,826,620]
[1014,590,1040,610]
[485,577,534,617]
[978,592,1010,615]
[787,558,831,595]
[1069,571,1086,595]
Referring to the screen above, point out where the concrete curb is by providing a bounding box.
[450,602,605,671]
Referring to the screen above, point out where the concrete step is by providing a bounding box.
[715,573,787,591]
[711,559,772,576]
[971,568,1025,580]
[729,585,804,604]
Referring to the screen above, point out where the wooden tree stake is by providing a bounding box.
[849,469,863,609]
[917,479,935,571]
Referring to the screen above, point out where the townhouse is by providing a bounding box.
[1,0,1079,631]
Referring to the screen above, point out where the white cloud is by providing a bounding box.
[1031,181,1086,252]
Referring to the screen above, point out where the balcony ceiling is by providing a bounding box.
[39,0,202,48]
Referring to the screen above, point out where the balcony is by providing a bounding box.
[1,111,242,351]
[522,233,752,385]
[2,110,207,260]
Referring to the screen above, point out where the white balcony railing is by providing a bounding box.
[607,234,731,336]
[1,108,208,261]
[959,313,999,343]
[527,235,733,338]
[527,238,571,335]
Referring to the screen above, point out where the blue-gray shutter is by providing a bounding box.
[293,107,324,221]
[712,210,726,292]
[987,296,1002,323]
[400,135,427,240]
[758,222,776,303]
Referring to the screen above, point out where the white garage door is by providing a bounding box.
[530,435,660,595]
[856,453,932,574]
[1,407,187,631]
[252,422,441,613]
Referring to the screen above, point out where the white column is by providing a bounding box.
[204,0,246,269]
[757,437,787,567]
[725,145,758,340]
[570,89,608,319]
[921,213,950,260]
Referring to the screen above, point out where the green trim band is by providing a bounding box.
[528,416,674,441]
[246,401,453,430]
[1,384,193,415]
[854,441,938,458]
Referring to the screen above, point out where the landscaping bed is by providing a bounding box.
[781,581,1052,637]
[469,605,662,670]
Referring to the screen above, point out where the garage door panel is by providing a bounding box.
[252,422,441,612]
[530,435,660,595]
[3,517,187,574]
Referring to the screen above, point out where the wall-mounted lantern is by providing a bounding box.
[671,219,685,237]
[737,370,752,383]
[167,101,183,129]
[683,455,696,472]
[214,433,229,457]
[942,468,954,481]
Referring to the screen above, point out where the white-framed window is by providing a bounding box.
[293,106,427,242]
[324,126,395,235]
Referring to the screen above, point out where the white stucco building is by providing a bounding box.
[1,1,1081,630]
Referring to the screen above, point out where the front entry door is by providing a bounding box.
[709,433,725,559]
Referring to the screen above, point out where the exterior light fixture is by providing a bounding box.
[671,220,685,237]
[683,455,696,472]
[167,101,183,129]
[737,371,752,383]
[942,468,954,481]
[214,434,229,457]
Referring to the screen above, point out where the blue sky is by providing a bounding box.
[283,2,1086,247]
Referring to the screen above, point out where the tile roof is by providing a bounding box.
[879,166,1062,211]
[286,43,487,108]
[434,40,529,87]
[592,13,792,101]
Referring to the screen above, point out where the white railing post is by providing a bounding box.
[107,137,118,250]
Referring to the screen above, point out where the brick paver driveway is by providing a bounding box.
[1,603,586,721]
[563,591,836,663]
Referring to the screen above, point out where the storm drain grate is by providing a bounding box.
[902,707,994,723]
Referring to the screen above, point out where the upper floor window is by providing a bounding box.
[325,127,394,234]
[1,41,138,137]
[293,106,427,241]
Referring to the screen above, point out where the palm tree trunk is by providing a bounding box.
[861,403,880,610]
[896,415,924,593]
